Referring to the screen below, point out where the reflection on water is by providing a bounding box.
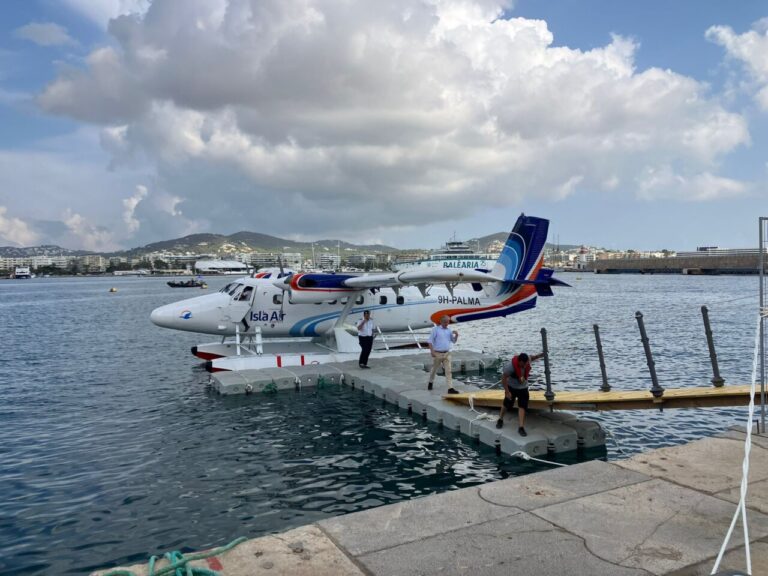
[0,273,759,575]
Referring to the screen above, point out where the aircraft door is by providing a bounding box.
[247,289,286,331]
[223,283,255,332]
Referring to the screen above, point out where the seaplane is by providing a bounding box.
[150,214,569,372]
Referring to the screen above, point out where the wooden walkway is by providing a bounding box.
[446,384,760,411]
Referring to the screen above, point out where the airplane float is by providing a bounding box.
[150,214,569,372]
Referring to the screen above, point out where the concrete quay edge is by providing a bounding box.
[93,430,768,575]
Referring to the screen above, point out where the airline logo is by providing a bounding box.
[179,310,193,320]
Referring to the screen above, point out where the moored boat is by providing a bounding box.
[167,279,207,288]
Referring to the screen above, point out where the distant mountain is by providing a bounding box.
[0,245,93,257]
[3,232,584,259]
[108,231,398,257]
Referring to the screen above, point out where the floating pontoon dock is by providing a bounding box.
[210,349,606,458]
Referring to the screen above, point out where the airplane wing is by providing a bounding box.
[342,269,495,289]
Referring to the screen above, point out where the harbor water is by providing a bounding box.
[0,273,759,575]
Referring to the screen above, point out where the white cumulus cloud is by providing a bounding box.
[37,0,752,242]
[122,184,148,232]
[63,209,118,251]
[0,206,40,246]
[707,19,768,111]
[14,22,77,47]
[62,0,151,29]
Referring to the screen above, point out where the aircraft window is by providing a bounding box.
[231,285,244,300]
[328,299,337,305]
[220,283,234,293]
[340,297,349,304]
[379,295,387,305]
[239,286,253,301]
[273,294,282,305]
[228,283,241,296]
[355,295,364,305]
[396,296,404,305]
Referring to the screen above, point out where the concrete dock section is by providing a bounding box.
[209,349,607,457]
[93,430,768,575]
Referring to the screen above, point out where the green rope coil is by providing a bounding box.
[101,536,247,576]
[262,381,277,394]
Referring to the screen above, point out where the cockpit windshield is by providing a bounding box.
[219,283,234,293]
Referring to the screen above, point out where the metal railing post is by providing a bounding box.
[635,311,664,398]
[540,328,555,403]
[593,324,611,392]
[701,306,725,387]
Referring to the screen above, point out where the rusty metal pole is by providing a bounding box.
[701,305,725,387]
[540,328,555,404]
[593,324,611,392]
[635,311,664,398]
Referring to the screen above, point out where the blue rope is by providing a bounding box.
[102,537,247,576]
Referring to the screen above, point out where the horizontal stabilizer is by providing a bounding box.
[509,267,571,297]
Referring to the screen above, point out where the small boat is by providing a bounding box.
[167,279,207,289]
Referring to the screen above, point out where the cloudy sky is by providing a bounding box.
[0,0,766,251]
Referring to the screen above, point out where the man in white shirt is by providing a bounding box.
[357,310,375,368]
[427,315,459,393]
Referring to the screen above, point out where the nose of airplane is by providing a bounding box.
[150,304,176,328]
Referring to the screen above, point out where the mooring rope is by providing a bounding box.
[710,313,762,575]
[466,394,495,436]
[510,451,567,467]
[101,537,247,576]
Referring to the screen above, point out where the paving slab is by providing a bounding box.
[534,477,768,575]
[719,428,768,451]
[91,525,364,576]
[357,511,651,576]
[666,538,768,575]
[616,437,768,494]
[479,460,649,511]
[716,477,768,515]
[318,486,519,557]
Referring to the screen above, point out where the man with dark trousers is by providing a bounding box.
[496,352,544,436]
[357,310,375,368]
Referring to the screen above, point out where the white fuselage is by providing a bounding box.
[150,275,524,338]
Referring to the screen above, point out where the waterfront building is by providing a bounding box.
[319,253,340,270]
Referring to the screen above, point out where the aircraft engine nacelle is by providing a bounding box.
[273,272,360,304]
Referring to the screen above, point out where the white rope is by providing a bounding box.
[510,450,567,467]
[710,314,761,575]
[467,394,495,436]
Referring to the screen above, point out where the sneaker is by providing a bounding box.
[427,382,433,390]
[495,418,503,429]
[361,365,370,369]
[518,427,527,437]
[447,388,459,395]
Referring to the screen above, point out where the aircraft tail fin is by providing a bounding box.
[491,214,549,292]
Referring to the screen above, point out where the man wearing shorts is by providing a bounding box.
[496,352,543,436]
